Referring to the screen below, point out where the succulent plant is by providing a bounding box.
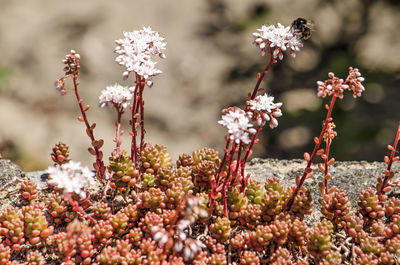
[51,142,71,165]
[21,202,54,245]
[19,179,38,203]
[0,206,25,251]
[141,143,172,175]
[210,217,231,243]
[108,150,139,192]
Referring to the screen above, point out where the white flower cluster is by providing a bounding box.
[47,161,95,199]
[253,23,303,60]
[99,83,133,109]
[247,93,283,128]
[218,108,256,145]
[115,27,166,85]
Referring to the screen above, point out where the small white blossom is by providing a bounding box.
[218,108,256,144]
[247,93,283,128]
[99,83,133,109]
[47,161,95,199]
[115,26,166,83]
[253,23,303,60]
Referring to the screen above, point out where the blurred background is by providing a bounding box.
[0,0,399,171]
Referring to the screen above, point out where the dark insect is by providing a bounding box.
[291,18,313,40]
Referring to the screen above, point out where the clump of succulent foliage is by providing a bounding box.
[1,22,399,265]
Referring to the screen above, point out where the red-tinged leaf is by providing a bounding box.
[86,128,92,137]
[120,130,125,135]
[383,186,392,193]
[314,137,319,144]
[96,139,104,149]
[388,145,394,151]
[134,114,140,119]
[328,158,335,166]
[394,156,400,161]
[384,156,389,164]
[98,151,103,160]
[325,173,331,180]
[303,152,310,162]
[88,147,96,156]
[90,123,96,130]
[129,132,134,136]
[247,92,252,99]
[318,163,324,173]
[389,171,394,178]
[318,182,325,194]
[321,154,327,160]
[384,170,390,177]
[254,139,260,143]
[258,87,264,92]
[93,163,99,171]
[377,177,383,184]
[79,99,83,104]
[77,116,84,122]
[305,167,313,174]
[316,149,325,156]
[84,105,90,112]
[295,176,300,186]
[325,104,329,110]
[257,72,261,79]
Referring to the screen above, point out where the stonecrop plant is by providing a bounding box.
[1,21,400,265]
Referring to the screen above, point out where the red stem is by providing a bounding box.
[230,143,242,186]
[72,76,105,181]
[215,138,232,185]
[139,82,145,152]
[249,44,274,101]
[114,108,123,154]
[221,142,237,217]
[130,75,140,165]
[324,137,332,194]
[240,126,262,191]
[286,95,337,211]
[378,124,400,195]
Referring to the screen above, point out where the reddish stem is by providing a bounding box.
[240,126,262,191]
[249,44,274,101]
[130,75,140,165]
[378,124,400,195]
[67,195,97,225]
[230,143,242,186]
[114,108,123,154]
[139,82,146,152]
[286,95,337,211]
[324,137,332,194]
[215,138,232,185]
[72,76,105,181]
[221,142,237,217]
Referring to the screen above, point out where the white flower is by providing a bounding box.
[47,161,95,199]
[247,94,283,127]
[218,108,256,144]
[99,83,133,109]
[115,26,166,82]
[253,23,303,60]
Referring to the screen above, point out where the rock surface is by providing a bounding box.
[2,158,400,225]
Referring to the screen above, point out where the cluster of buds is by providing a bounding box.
[54,50,81,95]
[317,67,365,99]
